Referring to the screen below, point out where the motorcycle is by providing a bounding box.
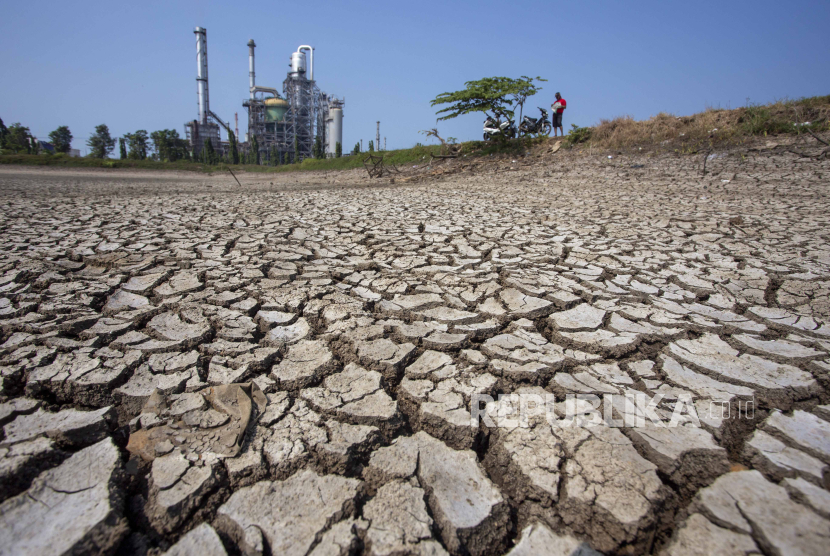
[518,108,552,137]
[483,113,517,141]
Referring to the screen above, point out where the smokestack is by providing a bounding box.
[248,39,256,99]
[195,27,209,125]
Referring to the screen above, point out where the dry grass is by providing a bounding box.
[578,95,830,152]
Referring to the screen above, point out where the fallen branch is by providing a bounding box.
[420,129,461,156]
[806,128,830,147]
[227,167,242,187]
[788,147,830,160]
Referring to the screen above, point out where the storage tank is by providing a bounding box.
[264,98,289,122]
[327,107,343,155]
[290,51,305,77]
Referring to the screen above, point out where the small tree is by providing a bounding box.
[335,141,342,158]
[368,140,374,152]
[314,135,324,159]
[119,138,127,159]
[250,135,260,165]
[228,130,239,164]
[3,123,33,153]
[87,124,115,158]
[430,76,546,122]
[30,136,41,155]
[204,138,216,164]
[125,130,149,160]
[0,118,8,149]
[352,141,360,155]
[48,126,72,154]
[150,130,168,161]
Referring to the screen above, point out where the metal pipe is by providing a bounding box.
[247,40,256,100]
[195,27,208,124]
[250,86,279,98]
[298,45,313,80]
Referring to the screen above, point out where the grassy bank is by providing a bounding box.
[4,95,827,174]
[0,144,452,175]
[565,95,830,152]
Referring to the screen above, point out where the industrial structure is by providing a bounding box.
[184,27,344,162]
[243,40,344,162]
[185,27,223,157]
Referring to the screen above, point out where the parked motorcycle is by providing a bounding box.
[483,113,517,141]
[518,108,552,137]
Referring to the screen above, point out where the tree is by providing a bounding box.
[368,140,374,152]
[314,135,324,159]
[3,123,33,153]
[352,141,360,155]
[149,129,186,162]
[250,135,260,165]
[204,138,216,165]
[119,138,127,159]
[0,118,8,148]
[2,122,32,153]
[228,130,239,164]
[87,124,116,158]
[150,130,168,161]
[30,136,40,155]
[48,126,72,153]
[335,141,342,158]
[430,76,546,122]
[125,130,149,160]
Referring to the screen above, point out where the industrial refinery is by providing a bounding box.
[185,27,344,162]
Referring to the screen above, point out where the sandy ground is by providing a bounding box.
[0,145,829,555]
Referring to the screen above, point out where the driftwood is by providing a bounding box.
[421,129,461,157]
[363,154,401,178]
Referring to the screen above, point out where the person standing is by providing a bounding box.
[551,92,567,137]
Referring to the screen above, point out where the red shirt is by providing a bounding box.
[553,98,566,113]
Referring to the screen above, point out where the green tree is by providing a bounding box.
[228,130,239,164]
[352,141,360,155]
[119,138,127,159]
[314,135,324,159]
[249,135,260,165]
[124,130,149,160]
[87,124,116,158]
[0,118,8,149]
[30,136,40,155]
[430,76,546,122]
[204,138,216,165]
[150,130,168,161]
[335,141,342,158]
[48,126,72,153]
[368,140,374,152]
[3,123,33,153]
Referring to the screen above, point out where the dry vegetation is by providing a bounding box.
[568,95,830,153]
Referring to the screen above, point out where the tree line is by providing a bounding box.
[0,118,73,155]
[2,117,347,165]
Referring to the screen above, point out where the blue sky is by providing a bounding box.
[1,0,828,153]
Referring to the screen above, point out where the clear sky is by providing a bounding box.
[2,0,828,153]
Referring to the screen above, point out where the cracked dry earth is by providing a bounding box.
[0,149,829,556]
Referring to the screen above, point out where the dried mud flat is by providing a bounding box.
[0,146,829,556]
